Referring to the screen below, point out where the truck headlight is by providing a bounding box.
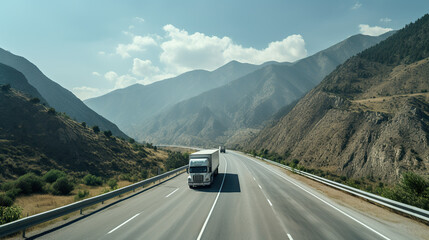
[188,176,192,182]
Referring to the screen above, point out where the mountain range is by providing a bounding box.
[0,48,128,139]
[133,32,394,146]
[84,60,266,132]
[243,14,429,183]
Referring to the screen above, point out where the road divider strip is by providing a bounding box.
[196,157,228,240]
[165,188,179,198]
[107,212,141,234]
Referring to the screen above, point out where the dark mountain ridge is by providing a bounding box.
[0,48,128,138]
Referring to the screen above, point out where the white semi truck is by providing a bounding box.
[187,149,219,187]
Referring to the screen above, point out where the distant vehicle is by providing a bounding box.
[219,146,226,153]
[188,149,219,188]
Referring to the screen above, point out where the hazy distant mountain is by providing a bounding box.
[0,63,47,104]
[0,48,128,138]
[244,14,429,183]
[84,61,265,133]
[137,32,394,146]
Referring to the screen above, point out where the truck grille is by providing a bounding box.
[193,175,204,183]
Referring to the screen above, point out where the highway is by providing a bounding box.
[32,151,415,240]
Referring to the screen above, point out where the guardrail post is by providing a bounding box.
[80,209,83,215]
[22,229,25,238]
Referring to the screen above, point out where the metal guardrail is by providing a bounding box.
[249,154,429,223]
[0,165,188,238]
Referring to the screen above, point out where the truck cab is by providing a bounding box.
[187,149,219,188]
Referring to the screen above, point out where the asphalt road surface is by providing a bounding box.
[33,151,415,240]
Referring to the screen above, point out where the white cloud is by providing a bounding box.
[159,24,307,74]
[72,86,107,100]
[132,58,160,77]
[98,51,106,55]
[359,24,393,36]
[92,71,101,77]
[380,18,392,23]
[104,71,118,81]
[129,25,135,29]
[116,36,157,58]
[135,17,145,23]
[352,2,362,9]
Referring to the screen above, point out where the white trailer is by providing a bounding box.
[187,149,219,187]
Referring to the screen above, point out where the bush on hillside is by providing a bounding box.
[83,174,103,186]
[0,206,21,224]
[107,179,118,190]
[103,130,112,138]
[43,169,66,183]
[15,173,44,194]
[51,177,74,195]
[92,126,100,134]
[0,194,13,207]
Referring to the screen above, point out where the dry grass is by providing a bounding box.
[14,180,133,218]
[350,92,429,113]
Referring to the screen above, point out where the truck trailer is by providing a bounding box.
[187,149,219,187]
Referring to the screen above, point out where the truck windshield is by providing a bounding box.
[189,166,207,173]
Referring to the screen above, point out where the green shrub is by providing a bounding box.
[1,84,11,92]
[107,179,118,190]
[81,122,86,128]
[47,107,56,114]
[52,177,74,195]
[0,206,21,224]
[103,130,112,138]
[129,138,135,144]
[1,181,15,192]
[30,97,40,103]
[141,169,148,179]
[43,169,66,183]
[401,172,428,195]
[5,188,21,201]
[92,126,100,134]
[83,174,103,186]
[0,194,13,207]
[75,190,89,201]
[15,173,44,194]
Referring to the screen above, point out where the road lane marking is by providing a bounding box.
[165,188,179,198]
[196,159,228,240]
[267,198,273,207]
[287,233,294,240]
[107,212,141,234]
[243,154,391,240]
[253,177,256,181]
[258,184,262,189]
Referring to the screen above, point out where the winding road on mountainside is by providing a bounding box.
[31,151,418,240]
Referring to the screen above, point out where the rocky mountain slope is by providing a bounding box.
[84,60,264,133]
[137,32,393,146]
[0,87,162,180]
[244,14,429,183]
[0,48,128,138]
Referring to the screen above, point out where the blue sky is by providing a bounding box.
[0,0,428,100]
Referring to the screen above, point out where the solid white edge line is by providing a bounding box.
[242,154,391,240]
[258,184,262,189]
[287,233,294,240]
[165,188,179,198]
[196,159,228,240]
[267,198,273,207]
[107,212,141,234]
[253,177,256,181]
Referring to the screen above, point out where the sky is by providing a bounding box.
[0,1,428,100]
